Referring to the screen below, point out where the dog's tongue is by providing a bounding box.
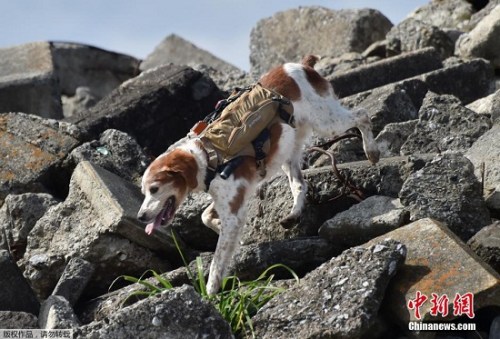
[145,211,164,235]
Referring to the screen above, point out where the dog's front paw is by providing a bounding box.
[280,214,300,229]
[206,275,221,296]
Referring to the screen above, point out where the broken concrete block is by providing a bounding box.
[52,257,95,306]
[250,7,392,76]
[0,42,62,118]
[0,193,58,257]
[466,88,500,123]
[21,162,174,299]
[0,250,40,315]
[401,92,491,155]
[51,41,140,100]
[0,311,38,329]
[75,285,232,338]
[69,64,223,155]
[419,58,495,104]
[38,295,80,329]
[340,79,424,135]
[141,34,240,74]
[330,47,442,98]
[386,18,455,59]
[400,153,491,240]
[456,5,500,70]
[65,129,149,186]
[468,221,500,274]
[71,161,180,254]
[319,196,409,249]
[466,124,500,211]
[242,154,434,246]
[375,120,418,158]
[252,239,406,338]
[0,112,81,204]
[366,218,500,324]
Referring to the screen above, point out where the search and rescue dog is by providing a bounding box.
[137,55,380,295]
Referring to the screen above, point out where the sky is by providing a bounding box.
[0,1,429,71]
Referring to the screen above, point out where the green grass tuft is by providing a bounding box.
[112,232,299,337]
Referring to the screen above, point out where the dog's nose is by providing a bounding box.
[137,212,147,222]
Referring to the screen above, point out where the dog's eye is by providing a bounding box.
[150,187,159,194]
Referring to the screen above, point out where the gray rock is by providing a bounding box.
[466,124,500,210]
[407,0,475,31]
[315,52,371,79]
[169,192,218,252]
[375,120,418,158]
[242,154,434,245]
[0,193,58,257]
[65,129,149,186]
[401,93,491,155]
[52,257,96,306]
[0,311,38,329]
[467,88,500,123]
[419,58,495,104]
[75,285,233,339]
[341,79,423,135]
[62,86,97,118]
[0,112,81,204]
[319,196,409,249]
[38,295,80,329]
[0,42,62,118]
[79,237,337,323]
[468,221,500,273]
[250,7,392,76]
[386,18,455,59]
[467,0,500,30]
[365,218,500,324]
[0,250,40,314]
[491,315,500,339]
[140,34,240,74]
[252,239,406,339]
[456,5,500,70]
[21,162,173,299]
[399,153,491,240]
[330,47,442,98]
[68,64,223,155]
[51,42,140,100]
[192,64,253,93]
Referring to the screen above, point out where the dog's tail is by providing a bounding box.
[301,55,320,68]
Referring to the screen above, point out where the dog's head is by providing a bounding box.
[137,149,199,235]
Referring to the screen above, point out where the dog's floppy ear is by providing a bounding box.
[165,150,199,189]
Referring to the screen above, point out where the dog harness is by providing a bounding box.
[190,83,294,191]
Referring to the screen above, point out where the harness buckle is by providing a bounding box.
[256,159,266,178]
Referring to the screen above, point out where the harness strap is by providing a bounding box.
[200,137,220,191]
[252,128,270,177]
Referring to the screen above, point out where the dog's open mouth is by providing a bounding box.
[145,196,176,235]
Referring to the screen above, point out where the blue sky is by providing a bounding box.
[0,1,428,70]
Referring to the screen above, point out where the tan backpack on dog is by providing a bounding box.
[201,83,294,162]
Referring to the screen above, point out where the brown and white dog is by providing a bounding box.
[137,55,380,295]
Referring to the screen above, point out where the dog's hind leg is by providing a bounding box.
[201,202,221,234]
[280,124,310,229]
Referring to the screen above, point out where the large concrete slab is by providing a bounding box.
[72,161,180,254]
[0,42,62,118]
[0,112,80,204]
[69,64,223,155]
[366,218,500,324]
[330,47,442,98]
